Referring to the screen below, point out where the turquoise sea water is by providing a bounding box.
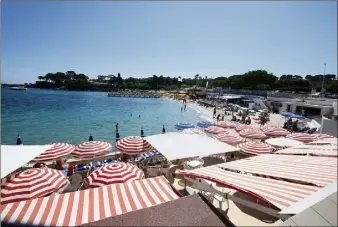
[1,88,201,145]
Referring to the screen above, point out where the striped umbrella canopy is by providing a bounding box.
[315,134,335,140]
[213,133,244,146]
[174,122,195,130]
[1,168,68,204]
[239,128,267,139]
[197,121,214,128]
[235,124,252,132]
[33,143,75,162]
[72,141,113,158]
[238,141,274,156]
[181,128,206,135]
[216,121,237,128]
[286,133,317,143]
[261,127,290,137]
[85,162,144,188]
[205,126,226,134]
[116,136,154,155]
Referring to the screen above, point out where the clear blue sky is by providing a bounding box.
[1,1,337,84]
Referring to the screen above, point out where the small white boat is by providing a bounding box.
[9,86,27,90]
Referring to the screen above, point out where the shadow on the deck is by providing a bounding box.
[232,192,279,223]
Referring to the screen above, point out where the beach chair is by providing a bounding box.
[62,173,83,193]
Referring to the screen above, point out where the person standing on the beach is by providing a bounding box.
[181,106,183,112]
[116,123,119,132]
[213,107,216,118]
[184,103,186,111]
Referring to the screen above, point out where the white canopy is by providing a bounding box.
[265,138,304,148]
[1,145,51,178]
[279,180,337,215]
[145,132,239,161]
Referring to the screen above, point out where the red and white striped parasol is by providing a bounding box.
[315,134,335,140]
[238,141,274,155]
[239,128,267,139]
[72,141,113,158]
[33,143,75,162]
[1,168,68,204]
[213,133,244,146]
[116,136,154,155]
[205,126,226,134]
[235,124,252,132]
[286,133,317,143]
[181,128,206,135]
[261,127,290,137]
[85,162,144,188]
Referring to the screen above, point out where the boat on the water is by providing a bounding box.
[9,86,28,90]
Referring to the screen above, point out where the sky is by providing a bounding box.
[1,1,337,84]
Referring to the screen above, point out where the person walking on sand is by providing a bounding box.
[181,106,183,112]
[213,107,217,118]
[184,103,186,111]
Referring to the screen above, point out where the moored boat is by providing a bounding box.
[9,86,27,90]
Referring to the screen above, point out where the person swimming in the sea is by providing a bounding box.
[130,113,132,116]
[138,115,141,118]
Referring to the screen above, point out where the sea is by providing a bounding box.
[1,87,202,146]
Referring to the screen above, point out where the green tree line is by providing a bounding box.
[34,70,338,93]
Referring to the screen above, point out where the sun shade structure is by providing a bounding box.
[237,141,274,155]
[216,121,236,128]
[176,165,320,211]
[33,143,75,162]
[235,124,252,132]
[174,122,195,130]
[239,128,267,139]
[0,176,180,226]
[261,127,290,137]
[85,163,144,188]
[80,193,234,227]
[181,128,206,135]
[205,126,226,134]
[275,145,338,157]
[286,133,317,143]
[265,138,304,148]
[1,168,68,204]
[214,133,244,146]
[1,145,52,178]
[116,136,154,155]
[279,180,337,215]
[145,132,239,161]
[197,120,214,128]
[314,133,335,140]
[72,141,112,158]
[216,154,337,187]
